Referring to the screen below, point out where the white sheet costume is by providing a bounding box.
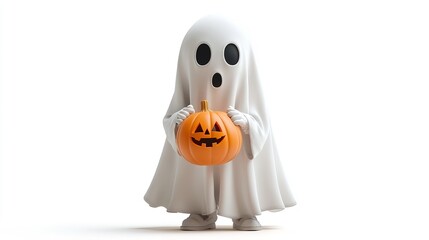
[144,16,296,221]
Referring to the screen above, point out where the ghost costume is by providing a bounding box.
[144,16,296,220]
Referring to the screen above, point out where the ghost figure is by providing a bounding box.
[144,16,296,231]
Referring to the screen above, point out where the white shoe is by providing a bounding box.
[180,212,217,231]
[232,216,262,231]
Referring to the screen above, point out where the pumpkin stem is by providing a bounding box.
[201,100,209,112]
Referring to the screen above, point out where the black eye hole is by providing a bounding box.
[212,122,222,132]
[195,123,204,133]
[196,43,211,65]
[224,43,239,65]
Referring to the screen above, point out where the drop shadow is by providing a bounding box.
[52,225,282,235]
[120,225,281,233]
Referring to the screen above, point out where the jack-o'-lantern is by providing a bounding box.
[177,100,242,165]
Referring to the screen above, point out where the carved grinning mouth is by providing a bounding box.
[191,136,225,147]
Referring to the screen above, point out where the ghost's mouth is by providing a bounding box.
[191,136,225,147]
[212,72,222,88]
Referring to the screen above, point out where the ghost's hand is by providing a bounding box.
[227,106,249,134]
[176,105,195,125]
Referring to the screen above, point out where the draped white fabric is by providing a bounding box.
[144,16,296,219]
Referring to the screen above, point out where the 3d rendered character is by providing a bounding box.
[144,16,296,231]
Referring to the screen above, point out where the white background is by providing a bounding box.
[1,0,429,239]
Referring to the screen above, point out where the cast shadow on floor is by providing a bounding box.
[122,225,281,233]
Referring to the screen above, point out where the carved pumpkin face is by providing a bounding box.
[177,100,242,165]
[191,121,225,147]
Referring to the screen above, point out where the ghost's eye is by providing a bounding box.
[224,43,239,65]
[196,43,211,65]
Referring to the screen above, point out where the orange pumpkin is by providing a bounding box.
[177,100,242,165]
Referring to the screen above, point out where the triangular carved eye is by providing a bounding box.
[195,123,204,133]
[212,122,222,132]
